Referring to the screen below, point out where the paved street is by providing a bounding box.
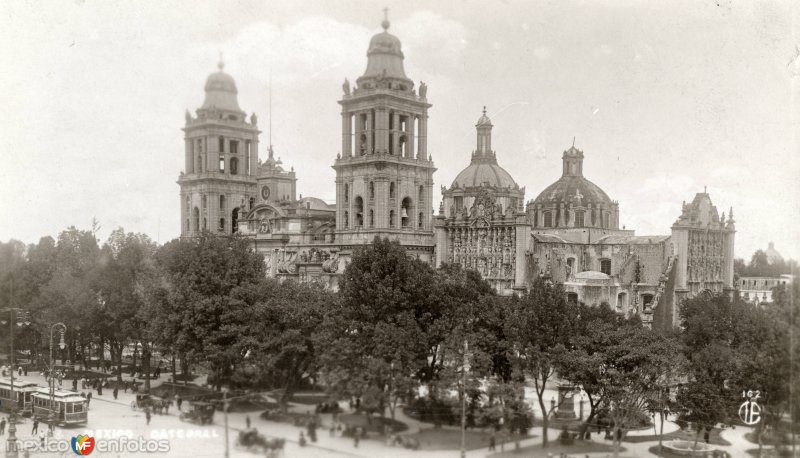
[1,372,772,458]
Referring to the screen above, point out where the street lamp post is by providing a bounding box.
[48,323,67,435]
[460,339,468,458]
[2,307,30,458]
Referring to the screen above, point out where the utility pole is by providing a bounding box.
[460,339,468,458]
[223,389,229,458]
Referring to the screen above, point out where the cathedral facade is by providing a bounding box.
[177,15,735,330]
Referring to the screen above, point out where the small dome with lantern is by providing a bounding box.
[200,60,244,114]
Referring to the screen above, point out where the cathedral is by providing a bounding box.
[177,15,735,330]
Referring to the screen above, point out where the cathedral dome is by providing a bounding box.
[451,162,517,189]
[450,108,518,190]
[200,62,244,113]
[533,146,613,207]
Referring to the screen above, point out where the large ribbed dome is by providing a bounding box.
[451,162,517,189]
[200,62,243,113]
[534,176,612,205]
[533,146,613,206]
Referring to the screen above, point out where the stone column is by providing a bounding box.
[418,113,428,158]
[375,108,388,153]
[390,111,399,155]
[354,112,363,155]
[342,112,351,157]
[515,215,530,289]
[366,111,373,154]
[406,114,416,159]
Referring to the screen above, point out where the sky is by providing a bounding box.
[1,0,798,260]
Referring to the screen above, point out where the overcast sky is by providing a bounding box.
[1,0,798,260]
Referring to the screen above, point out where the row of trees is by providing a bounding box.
[1,230,797,453]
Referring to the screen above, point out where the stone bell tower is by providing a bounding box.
[333,12,436,254]
[178,60,260,236]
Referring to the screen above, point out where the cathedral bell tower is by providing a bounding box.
[178,60,260,236]
[333,13,436,252]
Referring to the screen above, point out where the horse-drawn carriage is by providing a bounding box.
[236,428,284,457]
[130,393,165,412]
[178,401,215,425]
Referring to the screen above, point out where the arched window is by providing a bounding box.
[344,184,349,203]
[389,182,395,199]
[230,157,239,175]
[575,210,585,227]
[202,195,207,210]
[369,182,375,200]
[219,218,226,232]
[219,195,226,210]
[617,292,626,308]
[192,207,199,232]
[566,258,575,278]
[543,211,553,228]
[231,208,239,233]
[401,197,412,227]
[185,195,190,213]
[600,259,611,275]
[369,209,374,227]
[389,210,395,227]
[344,211,349,228]
[418,185,424,202]
[354,196,364,227]
[418,212,423,229]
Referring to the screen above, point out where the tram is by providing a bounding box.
[0,378,39,416]
[32,388,88,425]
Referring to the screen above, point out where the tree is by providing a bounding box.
[317,237,437,419]
[152,233,265,389]
[232,279,327,409]
[95,228,158,383]
[557,303,638,439]
[506,278,579,447]
[601,324,683,458]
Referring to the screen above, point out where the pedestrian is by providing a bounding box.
[123,382,128,393]
[164,399,170,415]
[97,385,102,396]
[23,367,27,376]
[113,388,118,400]
[704,429,710,444]
[299,432,307,447]
[353,429,360,448]
[18,366,22,376]
[72,379,78,391]
[489,433,496,451]
[176,395,183,410]
[145,409,152,426]
[0,416,6,435]
[86,391,92,407]
[245,415,251,429]
[31,418,39,435]
[39,430,45,447]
